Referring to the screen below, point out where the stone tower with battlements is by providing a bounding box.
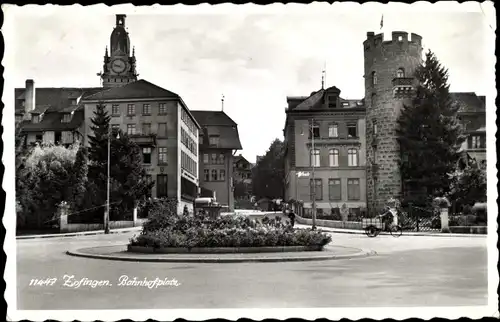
[363,31,423,213]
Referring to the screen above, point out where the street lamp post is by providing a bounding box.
[105,127,119,234]
[104,126,111,234]
[301,119,317,230]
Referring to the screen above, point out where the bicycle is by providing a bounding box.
[362,210,403,238]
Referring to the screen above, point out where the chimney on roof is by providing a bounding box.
[24,79,35,121]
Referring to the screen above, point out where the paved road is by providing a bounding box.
[16,230,488,309]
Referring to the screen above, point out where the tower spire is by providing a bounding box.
[221,94,225,112]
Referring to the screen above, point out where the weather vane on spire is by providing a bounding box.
[221,94,225,112]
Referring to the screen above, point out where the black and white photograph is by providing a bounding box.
[2,2,497,321]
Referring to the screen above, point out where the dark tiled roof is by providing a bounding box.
[451,92,486,113]
[234,155,250,165]
[191,110,238,126]
[295,89,325,110]
[82,79,180,101]
[20,110,85,132]
[194,111,242,150]
[30,105,50,114]
[15,87,106,114]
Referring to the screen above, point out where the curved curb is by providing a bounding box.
[66,247,376,263]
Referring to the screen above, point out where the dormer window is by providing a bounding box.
[372,71,377,85]
[21,100,25,107]
[328,95,337,108]
[32,115,40,123]
[342,102,349,107]
[62,113,72,123]
[396,68,405,78]
[70,99,77,105]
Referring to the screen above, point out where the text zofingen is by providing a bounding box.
[29,275,182,289]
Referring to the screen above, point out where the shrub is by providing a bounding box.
[131,222,332,248]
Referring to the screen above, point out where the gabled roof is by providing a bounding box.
[193,110,242,150]
[19,109,85,132]
[234,154,250,165]
[82,79,180,101]
[451,92,486,113]
[191,110,238,126]
[15,87,106,114]
[295,89,325,110]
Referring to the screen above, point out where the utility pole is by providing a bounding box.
[311,118,317,230]
[105,125,110,234]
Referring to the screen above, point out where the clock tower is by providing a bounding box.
[99,14,138,88]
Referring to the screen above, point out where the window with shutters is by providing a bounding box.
[158,123,167,137]
[347,179,360,200]
[328,179,341,200]
[142,123,151,135]
[310,179,323,200]
[211,169,218,181]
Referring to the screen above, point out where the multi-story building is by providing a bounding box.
[283,86,367,217]
[453,93,487,168]
[191,111,243,211]
[233,154,254,198]
[15,79,104,146]
[81,14,200,213]
[16,14,201,214]
[284,31,487,215]
[81,80,200,213]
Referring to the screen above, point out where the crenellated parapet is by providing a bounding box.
[364,31,423,55]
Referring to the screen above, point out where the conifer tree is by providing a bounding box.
[87,101,111,166]
[397,50,466,204]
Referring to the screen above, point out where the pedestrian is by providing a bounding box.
[288,210,296,228]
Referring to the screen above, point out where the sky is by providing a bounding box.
[2,2,496,163]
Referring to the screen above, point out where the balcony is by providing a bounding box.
[130,133,156,147]
[392,77,415,98]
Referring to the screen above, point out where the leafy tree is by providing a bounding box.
[252,138,285,200]
[233,181,249,199]
[448,162,486,211]
[17,143,80,228]
[397,50,466,204]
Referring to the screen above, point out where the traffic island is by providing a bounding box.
[66,244,376,263]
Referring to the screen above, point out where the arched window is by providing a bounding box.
[348,148,358,167]
[310,149,320,167]
[329,149,339,167]
[372,71,377,85]
[396,68,405,78]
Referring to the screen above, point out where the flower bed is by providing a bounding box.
[129,199,332,250]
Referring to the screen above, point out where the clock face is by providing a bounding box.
[111,59,127,73]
